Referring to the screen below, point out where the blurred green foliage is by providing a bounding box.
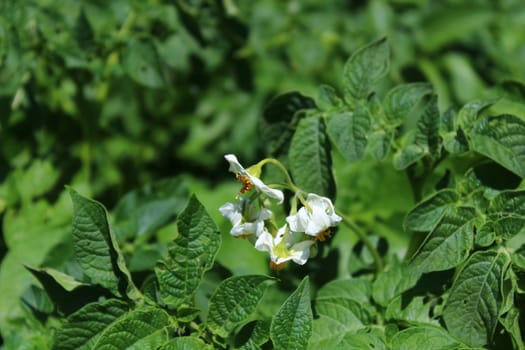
[2,0,525,203]
[1,0,525,347]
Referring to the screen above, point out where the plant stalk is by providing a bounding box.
[339,213,384,274]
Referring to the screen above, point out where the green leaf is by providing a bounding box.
[21,284,53,316]
[309,323,386,350]
[92,308,171,350]
[270,277,312,350]
[74,9,94,51]
[391,326,463,350]
[336,328,386,350]
[289,115,335,198]
[487,189,525,239]
[123,39,164,88]
[500,266,522,350]
[237,320,271,350]
[327,107,371,162]
[28,267,85,292]
[411,206,476,273]
[305,278,375,349]
[157,337,207,350]
[393,95,441,170]
[443,250,510,347]
[392,141,426,170]
[469,115,525,178]
[383,83,433,123]
[343,37,389,103]
[317,84,343,111]
[499,306,525,350]
[417,5,494,52]
[415,95,441,155]
[385,296,437,325]
[367,129,393,160]
[113,177,189,240]
[155,195,221,309]
[52,299,130,350]
[13,159,60,202]
[440,108,469,154]
[69,188,139,300]
[475,222,496,247]
[404,189,460,232]
[156,32,198,71]
[513,245,525,272]
[26,266,109,315]
[315,297,369,332]
[261,91,316,156]
[207,275,273,337]
[317,278,372,307]
[308,317,342,350]
[457,99,498,132]
[372,261,421,306]
[316,278,374,324]
[0,194,71,335]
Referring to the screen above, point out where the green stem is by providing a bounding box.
[259,158,302,193]
[339,213,384,273]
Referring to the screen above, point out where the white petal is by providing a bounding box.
[286,214,300,232]
[224,154,284,203]
[304,214,331,236]
[296,193,342,236]
[289,240,315,265]
[273,225,287,245]
[286,208,308,232]
[253,220,267,237]
[258,208,273,221]
[307,193,334,212]
[219,202,242,226]
[230,222,254,237]
[250,176,284,203]
[330,213,342,225]
[224,154,245,174]
[272,255,292,265]
[254,230,274,253]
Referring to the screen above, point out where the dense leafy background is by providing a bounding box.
[1,0,525,349]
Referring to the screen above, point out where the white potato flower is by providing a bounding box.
[224,154,284,203]
[286,193,341,239]
[254,225,315,269]
[219,198,272,238]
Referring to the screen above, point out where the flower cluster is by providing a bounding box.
[219,154,341,270]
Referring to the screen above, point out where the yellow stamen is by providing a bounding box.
[314,229,331,242]
[269,261,287,270]
[237,174,253,194]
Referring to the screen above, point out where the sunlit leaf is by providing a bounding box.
[207,275,272,337]
[469,115,525,178]
[404,189,459,232]
[53,299,130,350]
[92,308,171,350]
[384,83,432,123]
[391,326,463,350]
[155,195,221,310]
[123,39,164,88]
[443,250,510,347]
[261,92,316,156]
[289,115,335,198]
[270,277,312,350]
[411,206,477,273]
[343,37,389,103]
[69,188,139,300]
[327,107,371,162]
